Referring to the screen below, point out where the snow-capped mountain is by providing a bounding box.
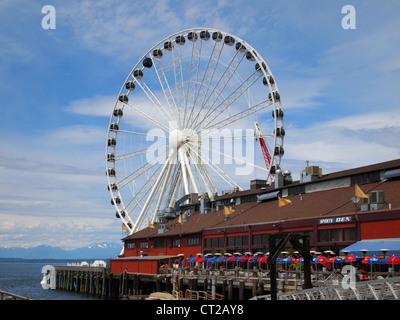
[0,241,123,260]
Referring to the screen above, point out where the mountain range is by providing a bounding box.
[0,242,123,260]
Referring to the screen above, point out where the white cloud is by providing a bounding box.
[42,125,106,146]
[64,95,115,117]
[283,110,400,174]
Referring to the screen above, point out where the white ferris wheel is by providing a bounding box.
[106,28,285,235]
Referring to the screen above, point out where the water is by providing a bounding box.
[0,260,105,300]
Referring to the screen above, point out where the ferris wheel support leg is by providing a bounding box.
[168,173,182,208]
[133,153,173,232]
[152,156,175,224]
[182,150,199,194]
[179,148,190,195]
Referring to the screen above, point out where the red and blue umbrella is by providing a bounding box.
[382,255,400,264]
[327,256,344,264]
[343,254,363,263]
[295,257,304,264]
[280,256,294,264]
[362,255,381,264]
[258,256,268,263]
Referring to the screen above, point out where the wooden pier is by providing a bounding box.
[50,264,313,300]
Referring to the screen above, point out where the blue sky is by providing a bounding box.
[0,0,399,249]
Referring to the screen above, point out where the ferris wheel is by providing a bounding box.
[106,28,285,235]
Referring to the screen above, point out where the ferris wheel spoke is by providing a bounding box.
[116,129,168,141]
[123,163,163,214]
[204,99,273,131]
[117,148,168,189]
[205,131,273,142]
[115,144,167,162]
[185,142,241,190]
[122,101,169,132]
[200,143,268,173]
[187,40,224,129]
[196,70,263,131]
[153,58,181,126]
[134,78,176,125]
[133,151,175,232]
[184,37,202,127]
[171,43,186,124]
[193,162,216,197]
[196,49,246,128]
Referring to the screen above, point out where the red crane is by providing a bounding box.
[254,122,274,182]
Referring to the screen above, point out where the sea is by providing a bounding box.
[0,260,105,300]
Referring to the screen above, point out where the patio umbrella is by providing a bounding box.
[382,255,400,277]
[362,255,381,264]
[382,255,400,264]
[327,256,344,263]
[343,254,363,263]
[295,257,304,264]
[362,255,381,279]
[258,256,268,263]
[280,256,294,264]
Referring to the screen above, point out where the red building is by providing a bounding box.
[110,159,400,274]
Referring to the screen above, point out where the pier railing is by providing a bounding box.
[0,290,31,300]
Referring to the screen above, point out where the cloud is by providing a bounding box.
[283,110,400,174]
[42,125,106,146]
[64,95,115,117]
[58,0,259,60]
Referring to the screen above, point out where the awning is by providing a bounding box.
[340,238,400,256]
[384,168,400,180]
[257,190,280,202]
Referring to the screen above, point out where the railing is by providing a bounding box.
[184,289,224,300]
[250,276,400,300]
[0,290,31,300]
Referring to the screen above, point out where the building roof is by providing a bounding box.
[124,158,400,241]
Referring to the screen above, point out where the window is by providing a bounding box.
[154,239,164,249]
[331,229,343,242]
[188,237,200,246]
[140,241,148,249]
[170,238,181,247]
[318,230,330,242]
[241,194,257,204]
[344,228,356,241]
[127,242,135,250]
[318,228,357,243]
[252,234,269,246]
[227,235,249,247]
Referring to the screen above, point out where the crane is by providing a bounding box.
[254,121,274,182]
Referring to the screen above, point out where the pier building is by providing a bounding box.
[110,158,400,274]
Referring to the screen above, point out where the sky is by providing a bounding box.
[0,0,399,249]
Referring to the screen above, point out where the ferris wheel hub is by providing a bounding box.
[169,129,184,150]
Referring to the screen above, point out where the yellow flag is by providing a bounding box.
[355,184,368,199]
[224,206,235,215]
[178,214,183,225]
[122,223,128,231]
[148,220,155,229]
[278,196,292,207]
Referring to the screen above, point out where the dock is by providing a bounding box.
[45,264,391,300]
